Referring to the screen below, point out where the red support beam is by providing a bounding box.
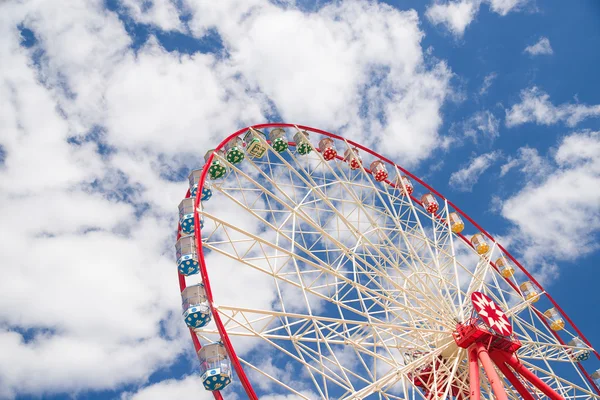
[495,351,565,400]
[468,345,481,400]
[491,354,536,400]
[474,343,509,400]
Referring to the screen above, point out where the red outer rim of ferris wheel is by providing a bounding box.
[179,122,600,399]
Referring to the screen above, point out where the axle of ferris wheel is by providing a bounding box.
[412,292,572,400]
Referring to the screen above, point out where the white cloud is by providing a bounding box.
[524,36,553,56]
[122,375,227,400]
[500,131,600,264]
[103,38,267,155]
[0,328,182,397]
[449,151,501,191]
[479,72,497,96]
[506,87,600,127]
[488,0,526,15]
[184,0,454,166]
[426,0,479,37]
[462,110,500,142]
[426,0,528,36]
[120,0,184,31]
[499,146,550,179]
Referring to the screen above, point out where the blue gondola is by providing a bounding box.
[198,343,232,391]
[181,284,211,328]
[175,235,198,276]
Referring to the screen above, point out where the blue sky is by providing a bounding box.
[1,0,599,399]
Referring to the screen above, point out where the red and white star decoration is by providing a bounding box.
[471,292,512,336]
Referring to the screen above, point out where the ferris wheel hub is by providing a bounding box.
[452,292,521,353]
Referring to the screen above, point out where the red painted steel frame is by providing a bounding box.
[468,346,481,400]
[177,123,600,399]
[494,351,565,400]
[493,358,536,400]
[474,343,509,400]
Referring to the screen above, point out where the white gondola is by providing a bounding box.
[544,308,565,331]
[495,255,514,278]
[519,281,540,303]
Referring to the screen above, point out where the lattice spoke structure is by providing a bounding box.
[175,123,600,399]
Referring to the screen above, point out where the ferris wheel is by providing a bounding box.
[175,123,600,399]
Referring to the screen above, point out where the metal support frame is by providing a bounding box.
[494,351,565,400]
[468,345,481,400]
[473,343,509,400]
[493,356,536,400]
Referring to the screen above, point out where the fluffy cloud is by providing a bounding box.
[120,0,184,31]
[524,36,553,56]
[122,375,225,400]
[505,87,600,127]
[0,0,455,398]
[102,40,267,155]
[499,146,550,179]
[487,0,527,15]
[461,110,500,142]
[426,0,529,36]
[479,72,497,96]
[449,151,501,191]
[426,0,478,37]
[500,131,600,263]
[184,0,454,166]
